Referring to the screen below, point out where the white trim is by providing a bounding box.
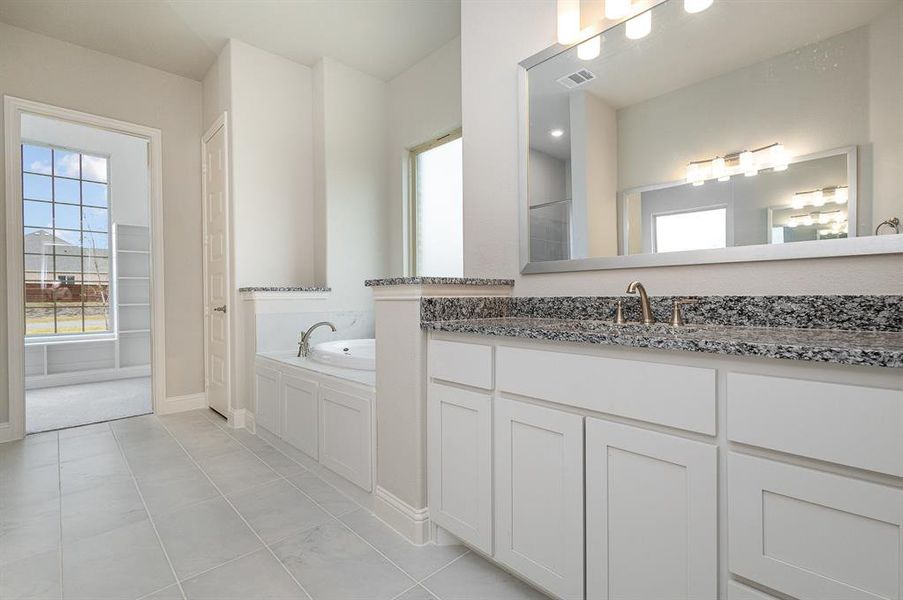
[239,290,331,301]
[374,485,431,545]
[4,96,166,442]
[201,113,233,418]
[25,365,150,390]
[157,392,207,415]
[228,407,248,429]
[370,284,513,301]
[243,409,256,433]
[0,422,14,444]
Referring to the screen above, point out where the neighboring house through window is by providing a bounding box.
[22,143,111,337]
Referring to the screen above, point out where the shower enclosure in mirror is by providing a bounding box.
[519,0,903,272]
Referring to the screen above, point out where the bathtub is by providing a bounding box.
[310,338,375,371]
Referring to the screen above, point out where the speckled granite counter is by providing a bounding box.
[420,295,903,368]
[365,277,514,287]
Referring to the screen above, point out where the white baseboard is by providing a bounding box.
[0,422,15,444]
[25,365,151,390]
[157,392,207,415]
[374,486,430,545]
[243,410,256,433]
[228,408,252,430]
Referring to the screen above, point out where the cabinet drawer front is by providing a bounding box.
[282,374,318,460]
[586,419,718,600]
[494,398,584,600]
[497,346,716,434]
[428,383,492,554]
[318,386,372,491]
[728,453,903,600]
[727,373,903,476]
[429,339,493,389]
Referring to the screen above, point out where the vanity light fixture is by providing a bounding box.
[550,128,565,138]
[578,35,601,60]
[557,0,581,44]
[791,186,848,209]
[626,10,652,39]
[687,143,789,186]
[606,0,631,19]
[684,0,714,14]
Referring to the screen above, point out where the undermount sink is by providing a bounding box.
[309,338,376,371]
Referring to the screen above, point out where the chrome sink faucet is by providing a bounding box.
[626,281,655,324]
[298,321,336,357]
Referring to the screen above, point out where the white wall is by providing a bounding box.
[0,22,204,423]
[385,37,462,275]
[461,0,903,297]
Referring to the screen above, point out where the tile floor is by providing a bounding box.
[0,409,549,600]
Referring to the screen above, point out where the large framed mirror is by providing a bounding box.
[519,0,903,273]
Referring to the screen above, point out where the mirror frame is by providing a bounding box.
[517,0,903,274]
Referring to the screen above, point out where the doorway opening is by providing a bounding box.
[4,97,165,439]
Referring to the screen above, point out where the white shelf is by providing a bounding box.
[119,329,150,335]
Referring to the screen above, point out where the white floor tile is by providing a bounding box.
[0,547,60,600]
[197,449,280,495]
[422,553,549,600]
[271,521,414,600]
[395,585,439,600]
[340,509,467,581]
[285,473,360,517]
[181,548,306,600]
[228,479,332,545]
[61,478,146,542]
[154,496,262,579]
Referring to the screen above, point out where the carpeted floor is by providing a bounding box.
[26,377,152,433]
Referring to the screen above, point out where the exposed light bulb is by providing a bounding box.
[802,215,814,227]
[605,0,631,20]
[771,143,789,171]
[686,162,706,186]
[577,36,601,60]
[819,212,832,225]
[791,193,806,210]
[550,128,564,138]
[834,187,849,204]
[811,190,825,207]
[626,10,651,39]
[787,216,799,228]
[711,156,727,181]
[739,150,757,177]
[684,0,713,13]
[557,0,580,44]
[692,180,705,187]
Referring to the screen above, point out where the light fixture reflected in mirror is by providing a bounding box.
[557,0,580,44]
[606,0,631,20]
[712,156,728,181]
[626,10,652,39]
[578,35,601,60]
[550,128,565,138]
[792,186,848,209]
[684,0,714,14]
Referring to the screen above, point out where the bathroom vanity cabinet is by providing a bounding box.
[426,334,903,600]
[253,354,375,492]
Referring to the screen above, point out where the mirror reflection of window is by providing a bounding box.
[410,131,463,277]
[654,207,727,254]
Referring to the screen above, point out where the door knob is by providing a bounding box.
[213,305,227,313]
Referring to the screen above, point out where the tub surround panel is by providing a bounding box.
[423,295,903,332]
[365,277,515,287]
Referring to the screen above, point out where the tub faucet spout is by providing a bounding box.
[298,321,337,357]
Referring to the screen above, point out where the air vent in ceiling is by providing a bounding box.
[556,68,596,89]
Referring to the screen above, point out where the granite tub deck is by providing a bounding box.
[420,295,903,369]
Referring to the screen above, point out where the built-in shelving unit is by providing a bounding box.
[25,223,152,388]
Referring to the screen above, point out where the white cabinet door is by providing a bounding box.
[729,452,903,600]
[254,363,281,435]
[494,398,584,600]
[318,386,372,491]
[586,418,717,600]
[281,372,318,459]
[427,382,492,555]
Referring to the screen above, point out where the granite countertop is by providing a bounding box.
[422,317,903,369]
[365,277,515,287]
[238,286,331,292]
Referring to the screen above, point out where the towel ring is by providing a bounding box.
[875,217,900,235]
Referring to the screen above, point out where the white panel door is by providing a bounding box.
[254,364,280,435]
[203,122,230,417]
[586,418,718,600]
[282,372,318,459]
[729,452,903,600]
[318,386,372,491]
[494,398,584,600]
[427,383,492,554]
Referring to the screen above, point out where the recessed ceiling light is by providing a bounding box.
[550,129,565,138]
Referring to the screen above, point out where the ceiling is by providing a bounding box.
[529,0,899,157]
[0,0,461,81]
